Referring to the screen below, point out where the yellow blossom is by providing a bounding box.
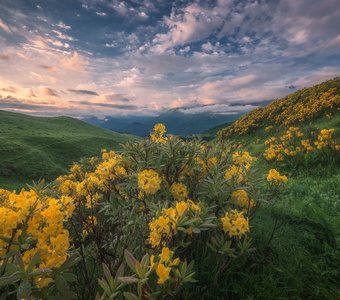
[138,169,162,195]
[231,190,254,209]
[170,182,188,201]
[159,247,171,263]
[267,169,288,183]
[221,210,250,238]
[156,263,171,284]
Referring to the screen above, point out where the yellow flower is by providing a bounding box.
[224,165,246,184]
[221,210,250,238]
[138,169,162,195]
[188,200,201,213]
[150,123,167,144]
[147,215,172,247]
[232,151,256,167]
[149,255,155,269]
[156,263,171,284]
[170,182,188,201]
[175,201,189,217]
[170,258,180,266]
[147,200,201,247]
[35,276,54,288]
[267,169,288,183]
[231,190,254,209]
[159,247,171,263]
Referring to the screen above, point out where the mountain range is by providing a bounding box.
[83,108,242,136]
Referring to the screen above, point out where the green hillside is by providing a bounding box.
[192,79,340,298]
[217,77,340,139]
[0,110,138,190]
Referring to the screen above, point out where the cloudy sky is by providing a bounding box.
[0,0,339,117]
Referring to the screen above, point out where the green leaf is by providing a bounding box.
[118,276,139,284]
[102,264,112,282]
[98,278,110,294]
[140,253,149,271]
[28,268,53,278]
[123,292,139,300]
[61,273,78,282]
[17,280,31,300]
[60,253,81,270]
[124,250,137,272]
[14,252,24,271]
[0,271,24,287]
[192,228,201,234]
[27,251,40,273]
[114,263,125,281]
[135,261,143,278]
[55,274,77,299]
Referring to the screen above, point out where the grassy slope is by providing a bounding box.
[196,112,340,298]
[0,110,138,190]
[218,77,340,139]
[237,117,340,299]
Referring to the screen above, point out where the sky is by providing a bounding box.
[0,0,339,117]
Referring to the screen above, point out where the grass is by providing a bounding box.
[0,110,139,190]
[186,113,340,299]
[182,158,340,299]
[230,165,340,299]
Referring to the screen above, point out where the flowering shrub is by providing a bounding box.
[0,123,286,299]
[263,127,339,168]
[0,183,80,298]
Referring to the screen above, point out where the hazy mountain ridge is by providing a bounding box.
[83,108,242,136]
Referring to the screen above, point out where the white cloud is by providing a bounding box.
[138,12,148,19]
[52,30,74,41]
[0,19,11,33]
[56,21,71,30]
[179,103,258,115]
[151,2,230,53]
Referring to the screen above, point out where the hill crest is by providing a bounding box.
[218,77,340,139]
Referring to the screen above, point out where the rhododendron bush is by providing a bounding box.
[264,127,339,169]
[0,124,287,299]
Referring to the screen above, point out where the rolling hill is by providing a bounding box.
[0,110,138,189]
[216,77,340,139]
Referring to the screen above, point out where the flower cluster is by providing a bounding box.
[231,189,254,209]
[170,182,188,201]
[138,169,162,195]
[147,200,201,248]
[220,210,250,238]
[150,123,167,144]
[225,151,256,184]
[56,149,127,205]
[314,129,335,149]
[150,247,180,284]
[266,169,288,184]
[264,127,339,163]
[0,189,74,288]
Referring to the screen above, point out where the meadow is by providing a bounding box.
[0,110,138,190]
[0,78,339,299]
